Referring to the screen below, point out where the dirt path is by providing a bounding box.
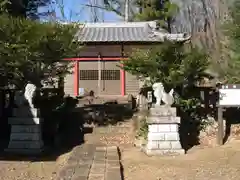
[84,121,135,147]
[122,142,240,180]
[0,152,70,180]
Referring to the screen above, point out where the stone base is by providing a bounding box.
[4,148,44,155]
[145,116,184,156]
[146,140,182,149]
[8,117,42,125]
[6,118,44,155]
[147,116,180,124]
[13,107,41,118]
[7,140,43,149]
[10,132,42,141]
[10,108,42,125]
[143,146,185,156]
[150,106,177,117]
[5,140,44,155]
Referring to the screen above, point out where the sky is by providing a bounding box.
[42,0,121,22]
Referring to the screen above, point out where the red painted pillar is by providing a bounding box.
[120,64,125,96]
[74,61,79,96]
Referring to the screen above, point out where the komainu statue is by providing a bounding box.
[24,83,37,108]
[152,82,174,106]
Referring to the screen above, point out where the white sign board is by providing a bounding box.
[78,88,85,96]
[219,85,240,106]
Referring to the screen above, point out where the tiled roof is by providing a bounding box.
[76,21,190,43]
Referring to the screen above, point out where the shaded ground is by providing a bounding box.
[0,95,132,180]
[0,98,84,179]
[0,151,71,180]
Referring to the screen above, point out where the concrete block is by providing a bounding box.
[144,148,185,156]
[13,108,40,118]
[8,117,42,125]
[88,175,105,180]
[147,116,181,124]
[106,160,120,168]
[157,124,170,132]
[171,141,182,149]
[8,140,43,149]
[158,141,171,149]
[147,132,165,141]
[146,141,158,150]
[11,125,41,133]
[10,133,41,141]
[170,124,179,132]
[165,132,180,141]
[56,165,75,180]
[107,146,118,153]
[150,107,176,116]
[148,124,158,133]
[90,164,105,174]
[94,152,106,160]
[105,170,121,180]
[96,146,107,151]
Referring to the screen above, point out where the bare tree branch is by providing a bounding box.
[80,3,123,17]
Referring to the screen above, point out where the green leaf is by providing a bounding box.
[0,14,82,88]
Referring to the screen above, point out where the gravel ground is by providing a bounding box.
[0,151,71,180]
[87,121,240,180]
[1,119,240,180]
[122,142,240,180]
[84,121,135,147]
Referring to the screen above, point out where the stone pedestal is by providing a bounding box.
[144,106,185,155]
[5,107,44,154]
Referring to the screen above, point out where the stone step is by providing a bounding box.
[7,140,43,149]
[8,117,42,125]
[10,133,42,141]
[147,116,180,124]
[13,107,40,118]
[11,125,41,133]
[4,148,44,155]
